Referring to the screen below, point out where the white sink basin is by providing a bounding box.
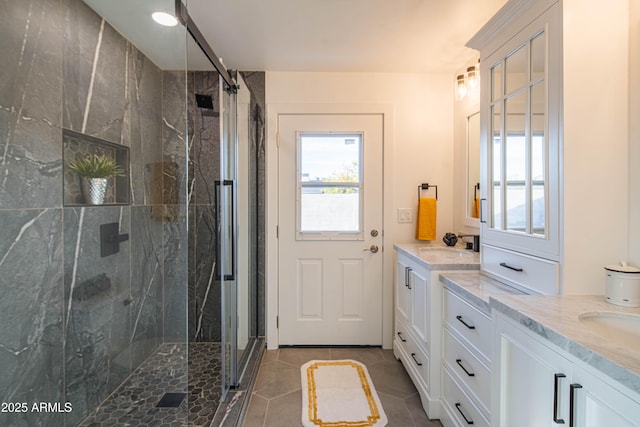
[417,247,475,259]
[578,312,640,352]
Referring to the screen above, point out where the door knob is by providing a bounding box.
[363,244,379,253]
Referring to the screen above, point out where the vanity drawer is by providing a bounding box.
[443,327,491,417]
[482,244,559,294]
[443,289,492,361]
[394,317,411,353]
[442,366,490,427]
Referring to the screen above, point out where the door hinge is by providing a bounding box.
[276,225,279,238]
[276,316,279,329]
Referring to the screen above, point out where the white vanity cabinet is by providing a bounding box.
[468,0,630,294]
[393,246,481,420]
[440,289,492,427]
[393,250,440,417]
[493,311,640,427]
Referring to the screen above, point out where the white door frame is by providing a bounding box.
[266,103,395,350]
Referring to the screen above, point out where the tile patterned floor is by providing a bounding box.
[241,347,443,427]
[78,342,222,427]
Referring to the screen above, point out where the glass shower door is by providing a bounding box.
[219,76,238,399]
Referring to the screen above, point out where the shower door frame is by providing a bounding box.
[175,0,242,400]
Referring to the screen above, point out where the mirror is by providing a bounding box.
[467,111,481,221]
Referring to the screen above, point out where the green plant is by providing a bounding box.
[67,154,125,178]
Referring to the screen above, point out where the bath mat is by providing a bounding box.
[301,359,388,427]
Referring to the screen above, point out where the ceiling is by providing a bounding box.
[84,0,508,74]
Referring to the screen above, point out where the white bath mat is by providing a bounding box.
[301,359,388,427]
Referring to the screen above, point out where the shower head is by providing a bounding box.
[195,94,214,109]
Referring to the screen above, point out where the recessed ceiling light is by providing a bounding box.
[152,11,178,27]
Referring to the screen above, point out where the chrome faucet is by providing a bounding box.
[458,234,480,252]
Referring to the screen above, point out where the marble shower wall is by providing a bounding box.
[241,71,266,337]
[0,0,189,425]
[188,71,221,342]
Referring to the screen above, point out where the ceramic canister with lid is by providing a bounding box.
[604,262,640,307]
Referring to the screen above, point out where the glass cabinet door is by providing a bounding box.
[480,4,560,260]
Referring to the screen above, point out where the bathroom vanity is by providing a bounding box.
[393,244,480,418]
[437,273,640,427]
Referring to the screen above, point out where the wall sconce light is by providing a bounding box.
[456,74,467,99]
[467,65,478,89]
[455,58,480,100]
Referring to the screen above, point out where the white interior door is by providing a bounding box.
[278,114,383,345]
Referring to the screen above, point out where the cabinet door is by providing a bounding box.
[409,267,429,346]
[395,257,411,324]
[494,313,572,427]
[480,3,560,260]
[572,366,640,427]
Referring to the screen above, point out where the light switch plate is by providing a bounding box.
[398,208,412,223]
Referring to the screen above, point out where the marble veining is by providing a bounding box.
[394,242,480,271]
[0,208,64,427]
[491,294,640,395]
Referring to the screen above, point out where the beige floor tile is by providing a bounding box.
[330,347,385,366]
[263,390,303,427]
[366,359,419,399]
[277,347,331,367]
[261,349,280,364]
[377,391,419,427]
[241,347,437,427]
[404,393,442,426]
[253,360,301,399]
[242,394,268,427]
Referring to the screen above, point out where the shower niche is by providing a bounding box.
[63,129,130,206]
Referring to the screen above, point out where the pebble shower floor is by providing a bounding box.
[78,342,222,427]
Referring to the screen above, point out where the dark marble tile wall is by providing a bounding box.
[0,0,190,425]
[241,71,266,337]
[161,71,189,342]
[188,72,221,342]
[0,209,65,427]
[0,0,63,210]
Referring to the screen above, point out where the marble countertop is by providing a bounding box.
[440,272,640,395]
[439,271,525,314]
[491,293,640,395]
[394,242,480,271]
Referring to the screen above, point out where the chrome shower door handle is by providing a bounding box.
[363,245,379,253]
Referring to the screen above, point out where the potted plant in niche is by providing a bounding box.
[67,153,125,205]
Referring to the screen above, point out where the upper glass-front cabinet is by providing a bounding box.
[479,3,560,260]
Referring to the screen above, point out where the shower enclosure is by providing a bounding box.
[0,0,264,426]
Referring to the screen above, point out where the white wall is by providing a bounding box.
[266,71,455,243]
[562,0,630,293]
[265,71,454,348]
[630,1,640,267]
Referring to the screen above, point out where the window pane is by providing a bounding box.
[505,45,527,95]
[298,134,363,235]
[300,135,360,183]
[492,103,502,229]
[505,91,527,233]
[530,32,546,82]
[301,188,360,232]
[531,82,546,236]
[492,62,503,102]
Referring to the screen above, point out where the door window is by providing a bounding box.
[296,133,364,240]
